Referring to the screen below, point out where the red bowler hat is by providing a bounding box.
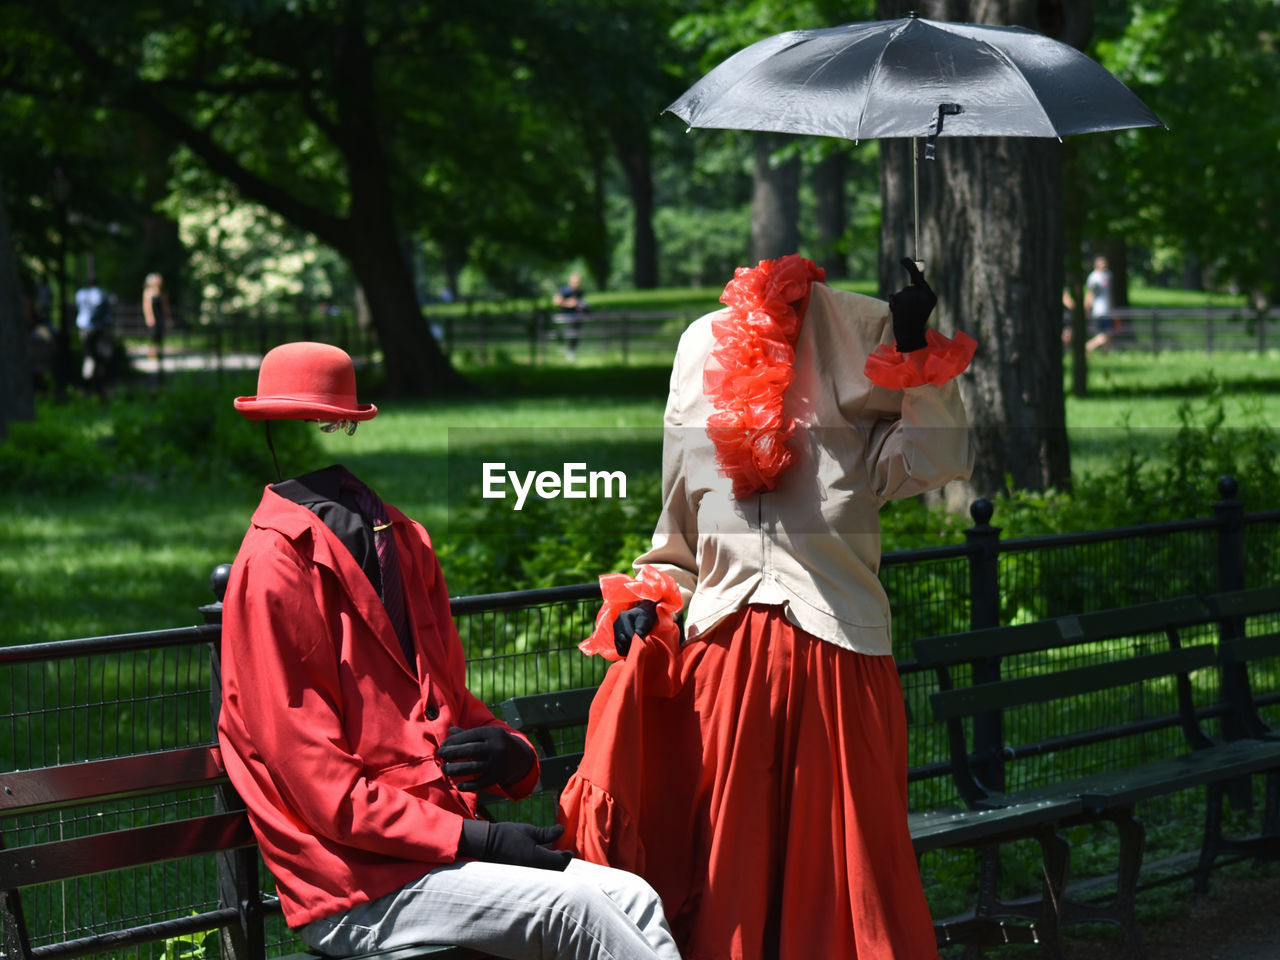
[234,342,377,421]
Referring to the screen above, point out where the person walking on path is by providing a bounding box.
[142,272,170,380]
[553,271,589,360]
[1084,255,1118,352]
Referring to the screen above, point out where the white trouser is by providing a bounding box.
[297,858,681,960]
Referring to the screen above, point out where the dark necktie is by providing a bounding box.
[347,482,415,675]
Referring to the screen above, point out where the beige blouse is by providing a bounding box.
[634,282,974,656]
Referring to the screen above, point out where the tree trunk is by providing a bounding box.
[343,218,467,396]
[878,0,1082,497]
[614,132,658,289]
[750,135,800,262]
[329,15,463,397]
[1103,236,1129,308]
[0,181,35,439]
[1064,141,1089,397]
[814,151,849,279]
[588,142,611,291]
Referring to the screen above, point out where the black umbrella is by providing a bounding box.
[666,13,1164,260]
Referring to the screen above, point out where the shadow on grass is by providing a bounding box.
[1083,372,1280,399]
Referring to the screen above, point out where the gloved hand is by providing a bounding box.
[438,725,536,791]
[612,600,658,657]
[458,819,572,871]
[888,257,936,353]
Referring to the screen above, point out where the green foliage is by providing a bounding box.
[162,914,215,960]
[0,378,319,495]
[1089,0,1280,299]
[992,387,1279,538]
[439,477,659,595]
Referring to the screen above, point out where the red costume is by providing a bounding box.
[218,484,539,927]
[558,256,975,959]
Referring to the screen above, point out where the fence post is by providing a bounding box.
[1214,476,1251,762]
[202,563,267,960]
[966,498,1001,630]
[964,498,1004,794]
[963,497,1006,903]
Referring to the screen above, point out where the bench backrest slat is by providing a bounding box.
[538,754,585,797]
[1219,630,1280,666]
[1,811,254,888]
[1206,585,1280,620]
[915,597,1206,666]
[0,747,224,815]
[1065,596,1206,641]
[929,645,1217,721]
[501,688,597,731]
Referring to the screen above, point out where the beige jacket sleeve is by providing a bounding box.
[633,323,703,610]
[865,379,973,502]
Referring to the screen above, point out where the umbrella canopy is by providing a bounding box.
[666,14,1163,143]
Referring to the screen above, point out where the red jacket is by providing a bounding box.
[217,484,539,927]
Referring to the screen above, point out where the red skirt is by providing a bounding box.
[557,604,939,960]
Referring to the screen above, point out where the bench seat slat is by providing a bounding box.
[1,811,254,887]
[909,797,1081,853]
[976,738,1280,810]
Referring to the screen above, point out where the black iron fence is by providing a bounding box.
[3,475,1279,957]
[431,309,692,365]
[1107,306,1280,353]
[107,306,691,375]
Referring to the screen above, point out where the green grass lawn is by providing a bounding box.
[4,332,1278,644]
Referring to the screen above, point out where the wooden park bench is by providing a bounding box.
[7,586,1278,960]
[500,679,1085,952]
[913,595,1280,958]
[0,740,487,960]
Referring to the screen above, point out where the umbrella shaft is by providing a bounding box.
[913,139,919,261]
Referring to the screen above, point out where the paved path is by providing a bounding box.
[1056,870,1280,959]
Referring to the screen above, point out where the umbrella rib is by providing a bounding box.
[969,33,1059,138]
[855,18,914,142]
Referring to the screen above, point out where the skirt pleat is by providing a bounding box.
[558,603,939,960]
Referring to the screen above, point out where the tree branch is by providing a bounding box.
[39,6,347,247]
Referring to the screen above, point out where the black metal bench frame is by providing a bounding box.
[914,595,1280,958]
[1197,584,1280,891]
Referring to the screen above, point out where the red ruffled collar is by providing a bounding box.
[702,255,826,499]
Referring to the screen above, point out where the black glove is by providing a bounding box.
[612,600,658,657]
[458,820,572,871]
[438,725,536,791]
[888,257,936,353]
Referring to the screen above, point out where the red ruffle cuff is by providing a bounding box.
[703,254,826,499]
[579,565,684,661]
[863,328,978,390]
